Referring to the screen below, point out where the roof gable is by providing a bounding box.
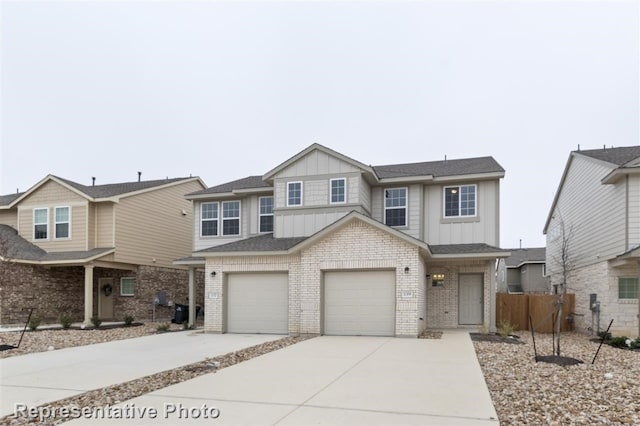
[186,176,272,198]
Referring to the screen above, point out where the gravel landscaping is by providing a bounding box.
[473,331,640,425]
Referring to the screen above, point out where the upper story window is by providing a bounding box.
[33,208,48,240]
[287,182,303,206]
[444,184,476,217]
[259,196,274,233]
[330,178,346,204]
[384,188,407,227]
[201,202,218,237]
[55,206,70,239]
[222,201,241,236]
[618,277,638,299]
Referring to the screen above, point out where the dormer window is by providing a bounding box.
[330,178,346,204]
[444,185,476,217]
[384,188,407,227]
[287,182,303,206]
[33,208,48,240]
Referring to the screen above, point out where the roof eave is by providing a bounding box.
[3,248,115,265]
[431,251,510,260]
[602,167,640,184]
[431,171,505,182]
[198,250,292,257]
[113,177,206,201]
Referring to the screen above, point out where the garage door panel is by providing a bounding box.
[227,273,288,334]
[324,271,396,336]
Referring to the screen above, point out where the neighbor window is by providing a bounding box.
[201,202,218,237]
[287,182,302,206]
[384,188,407,227]
[618,277,639,299]
[432,273,445,287]
[330,178,346,204]
[222,201,240,235]
[33,208,48,240]
[121,277,136,296]
[259,197,274,233]
[444,184,476,217]
[55,206,70,239]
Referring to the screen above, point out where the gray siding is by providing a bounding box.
[521,264,549,293]
[276,149,361,178]
[193,198,250,251]
[546,155,626,275]
[275,207,367,238]
[359,177,371,214]
[507,269,520,285]
[628,175,640,249]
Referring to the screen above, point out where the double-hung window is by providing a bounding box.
[55,206,70,239]
[330,178,346,204]
[444,185,476,217]
[222,201,241,235]
[618,277,639,299]
[384,188,407,227]
[201,203,218,237]
[287,182,302,206]
[34,208,48,240]
[259,197,274,233]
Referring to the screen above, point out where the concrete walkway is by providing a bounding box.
[70,331,499,425]
[0,332,281,418]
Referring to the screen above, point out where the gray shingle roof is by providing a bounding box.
[504,247,546,267]
[577,146,640,166]
[0,224,113,262]
[186,176,272,196]
[54,176,195,199]
[0,193,23,207]
[373,157,504,179]
[429,243,507,255]
[196,233,307,253]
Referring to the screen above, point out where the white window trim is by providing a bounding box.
[287,181,303,207]
[443,184,478,218]
[33,207,49,240]
[258,196,274,233]
[384,187,408,227]
[221,200,241,236]
[329,178,347,205]
[54,206,71,240]
[200,202,219,238]
[120,277,136,296]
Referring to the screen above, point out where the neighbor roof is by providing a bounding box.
[0,193,23,207]
[577,146,640,166]
[196,233,308,254]
[186,176,271,197]
[504,247,546,267]
[429,243,509,257]
[373,156,504,179]
[54,176,196,198]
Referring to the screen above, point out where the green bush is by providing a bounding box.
[156,323,170,333]
[609,336,629,348]
[598,330,612,340]
[60,315,73,329]
[498,320,515,338]
[630,339,640,349]
[123,315,135,326]
[90,316,102,328]
[28,315,42,331]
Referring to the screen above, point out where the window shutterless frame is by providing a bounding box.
[54,206,71,239]
[287,181,303,207]
[329,178,347,204]
[33,207,49,240]
[120,277,136,296]
[443,184,477,218]
[200,202,219,237]
[384,187,408,227]
[258,196,274,233]
[221,200,241,236]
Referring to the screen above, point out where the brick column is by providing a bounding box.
[84,264,94,324]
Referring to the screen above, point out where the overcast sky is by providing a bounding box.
[1,0,638,248]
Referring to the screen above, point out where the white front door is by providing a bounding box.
[458,274,483,325]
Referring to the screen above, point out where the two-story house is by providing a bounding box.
[0,174,206,326]
[497,247,550,294]
[176,144,508,337]
[544,146,640,337]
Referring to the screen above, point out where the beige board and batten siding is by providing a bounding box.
[627,174,640,250]
[114,180,202,267]
[16,180,88,251]
[547,155,625,271]
[424,180,499,246]
[193,198,250,251]
[369,184,421,240]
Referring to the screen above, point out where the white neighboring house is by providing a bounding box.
[544,146,640,337]
[177,143,509,337]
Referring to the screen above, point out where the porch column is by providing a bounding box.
[84,264,94,324]
[188,267,196,326]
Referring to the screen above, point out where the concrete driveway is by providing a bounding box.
[70,331,499,425]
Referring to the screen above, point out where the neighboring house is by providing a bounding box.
[544,146,640,337]
[0,175,206,326]
[176,143,509,337]
[497,247,550,294]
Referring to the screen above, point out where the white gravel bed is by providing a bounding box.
[473,332,640,425]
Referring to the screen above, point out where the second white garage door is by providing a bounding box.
[324,270,396,336]
[227,273,288,334]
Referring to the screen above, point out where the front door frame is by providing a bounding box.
[458,273,484,325]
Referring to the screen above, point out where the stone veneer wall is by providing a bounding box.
[568,261,639,337]
[425,260,493,329]
[0,261,204,326]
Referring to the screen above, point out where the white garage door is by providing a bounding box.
[227,273,288,334]
[324,270,396,336]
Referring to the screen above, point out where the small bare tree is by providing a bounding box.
[551,214,574,357]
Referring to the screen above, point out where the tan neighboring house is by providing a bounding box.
[176,144,509,337]
[496,247,550,294]
[0,175,206,326]
[545,146,640,337]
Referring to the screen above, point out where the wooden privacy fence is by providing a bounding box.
[496,293,575,333]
